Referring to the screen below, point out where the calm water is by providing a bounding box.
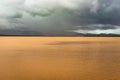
[0,37,120,80]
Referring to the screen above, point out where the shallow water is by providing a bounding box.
[0,37,120,80]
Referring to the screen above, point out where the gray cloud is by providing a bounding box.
[76,24,119,30]
[0,0,120,35]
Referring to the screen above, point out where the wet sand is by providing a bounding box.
[0,37,120,80]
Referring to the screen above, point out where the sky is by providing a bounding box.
[0,0,120,35]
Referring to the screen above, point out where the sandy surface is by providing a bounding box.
[0,37,120,80]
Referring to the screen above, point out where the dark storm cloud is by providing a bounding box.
[72,0,120,25]
[69,0,120,34]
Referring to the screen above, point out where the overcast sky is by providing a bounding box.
[0,0,120,35]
